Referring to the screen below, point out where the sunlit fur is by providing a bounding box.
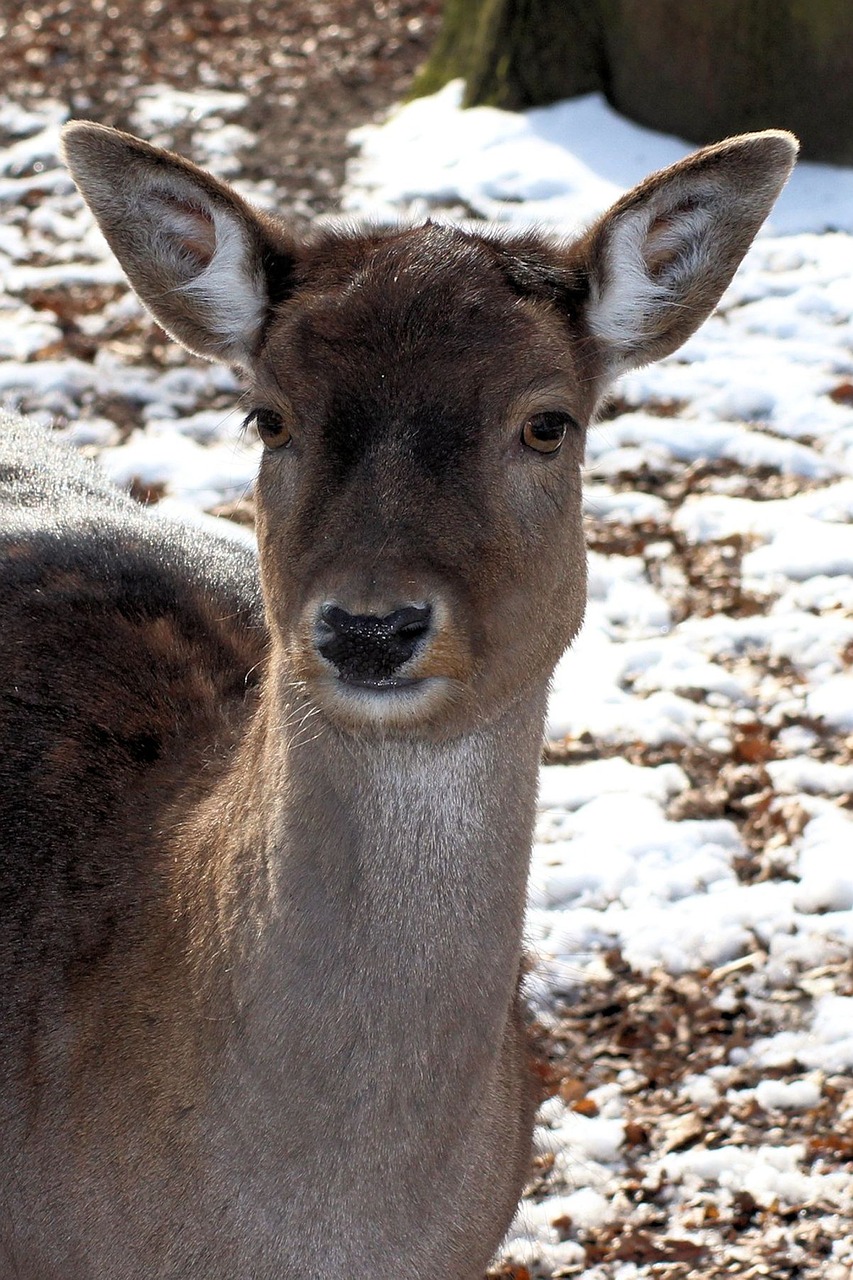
[0,124,797,1278]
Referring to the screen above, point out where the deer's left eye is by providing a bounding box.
[244,408,292,449]
[521,411,575,454]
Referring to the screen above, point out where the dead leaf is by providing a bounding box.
[659,1111,704,1154]
[829,381,853,405]
[624,1121,649,1146]
[557,1076,587,1104]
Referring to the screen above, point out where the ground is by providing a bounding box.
[1,0,441,222]
[1,4,851,1278]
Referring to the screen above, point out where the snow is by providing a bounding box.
[2,80,852,1277]
[807,675,853,731]
[749,997,853,1074]
[745,522,853,580]
[537,759,688,810]
[768,756,853,797]
[794,810,853,913]
[99,426,259,509]
[753,1076,823,1112]
[130,85,249,136]
[658,1141,850,1211]
[587,414,835,480]
[345,80,853,235]
[680,1074,720,1110]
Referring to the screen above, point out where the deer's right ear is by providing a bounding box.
[61,122,297,365]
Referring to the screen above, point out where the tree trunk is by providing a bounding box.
[415,0,853,164]
[413,0,604,107]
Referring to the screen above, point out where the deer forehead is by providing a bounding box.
[256,225,583,449]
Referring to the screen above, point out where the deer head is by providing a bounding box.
[61,124,796,738]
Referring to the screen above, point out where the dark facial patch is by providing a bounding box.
[267,224,565,485]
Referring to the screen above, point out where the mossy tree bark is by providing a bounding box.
[415,0,853,164]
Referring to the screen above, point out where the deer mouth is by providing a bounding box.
[336,674,423,693]
[311,668,455,731]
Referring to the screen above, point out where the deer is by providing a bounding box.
[0,120,795,1278]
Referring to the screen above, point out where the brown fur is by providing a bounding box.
[0,124,796,1277]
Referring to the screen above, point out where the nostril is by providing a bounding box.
[318,604,356,637]
[385,604,433,639]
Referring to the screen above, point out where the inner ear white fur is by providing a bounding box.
[138,180,266,358]
[176,204,266,354]
[138,185,262,355]
[587,183,719,361]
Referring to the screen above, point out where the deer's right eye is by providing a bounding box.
[245,408,292,449]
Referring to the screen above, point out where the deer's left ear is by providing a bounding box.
[576,131,798,373]
[62,122,298,365]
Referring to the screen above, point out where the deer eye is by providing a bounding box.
[521,411,574,454]
[245,408,292,449]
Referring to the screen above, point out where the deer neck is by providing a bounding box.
[200,659,547,1138]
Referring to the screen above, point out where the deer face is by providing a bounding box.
[248,225,591,732]
[61,123,796,736]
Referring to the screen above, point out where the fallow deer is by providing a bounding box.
[0,122,796,1277]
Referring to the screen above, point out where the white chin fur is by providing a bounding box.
[317,675,453,727]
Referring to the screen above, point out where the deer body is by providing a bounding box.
[0,125,796,1276]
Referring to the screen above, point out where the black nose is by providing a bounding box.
[316,603,433,684]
